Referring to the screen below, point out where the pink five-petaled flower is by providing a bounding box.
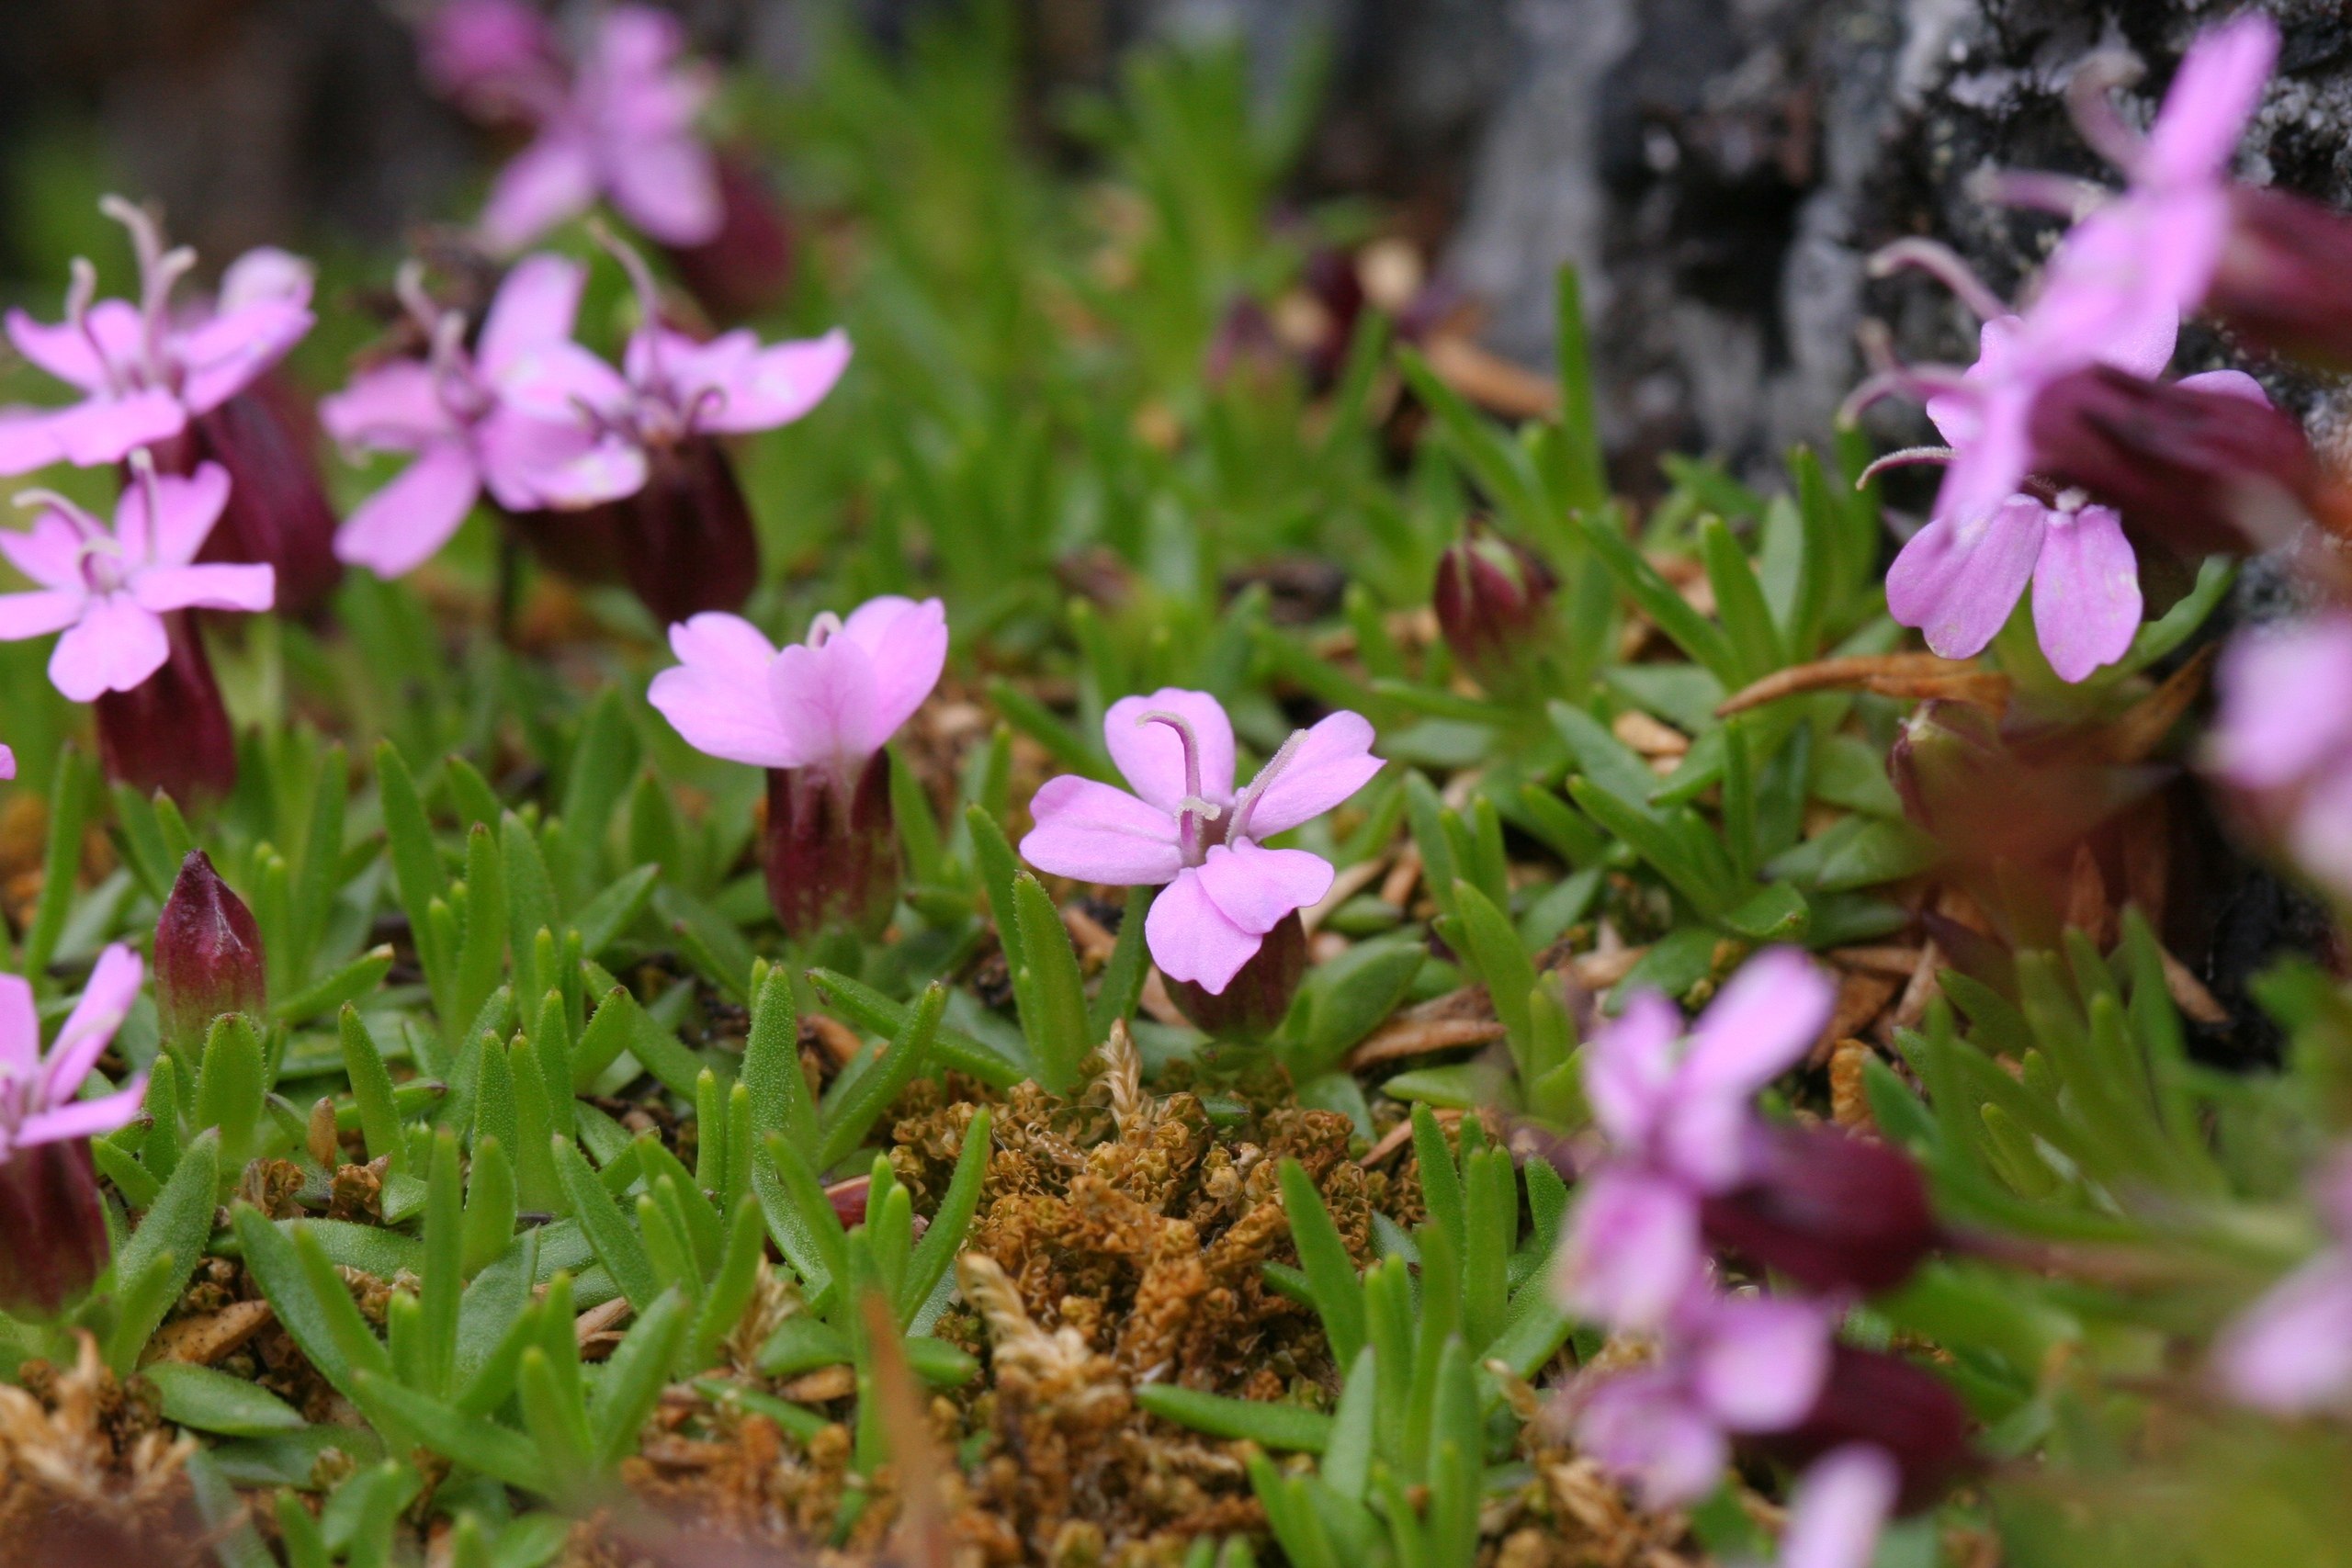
[0,944,146,1319]
[2212,1148,2352,1415]
[2204,611,2352,902]
[1019,691,1381,997]
[0,197,313,477]
[1569,1281,1835,1509]
[322,255,642,578]
[0,460,273,701]
[480,5,721,254]
[1555,947,1835,1329]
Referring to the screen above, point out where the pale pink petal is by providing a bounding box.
[2286,768,2352,905]
[496,340,634,424]
[0,409,62,476]
[767,637,883,770]
[46,389,187,467]
[322,360,452,451]
[1585,990,1685,1151]
[480,131,599,254]
[689,329,852,434]
[1923,316,2018,447]
[0,973,38,1073]
[1104,689,1237,813]
[1884,498,2047,660]
[49,596,168,700]
[5,309,111,391]
[1,513,92,591]
[132,563,276,615]
[480,254,590,378]
[2031,505,2141,682]
[127,460,233,567]
[1778,1447,1900,1568]
[648,619,800,769]
[1143,865,1262,993]
[42,942,142,1104]
[2177,367,2271,404]
[667,611,777,681]
[1682,947,1835,1097]
[835,596,946,739]
[1555,1168,1703,1330]
[1235,709,1381,838]
[478,412,643,510]
[177,299,314,414]
[2210,616,2352,790]
[606,134,723,246]
[218,247,316,313]
[1691,1296,1832,1431]
[1193,840,1332,936]
[0,744,12,782]
[1573,1371,1727,1509]
[1019,775,1185,886]
[0,589,86,641]
[2144,15,2276,189]
[14,1076,150,1148]
[334,442,483,578]
[2033,209,2189,371]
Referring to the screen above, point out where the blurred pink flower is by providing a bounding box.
[0,746,12,780]
[1556,948,1834,1327]
[0,198,314,477]
[479,6,722,253]
[1770,1446,1901,1568]
[1020,690,1380,995]
[1570,1283,1834,1508]
[0,944,147,1162]
[2205,611,2352,899]
[420,0,565,118]
[2214,1152,2352,1415]
[650,597,949,779]
[0,461,273,701]
[322,254,644,577]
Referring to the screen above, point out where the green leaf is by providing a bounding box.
[1010,874,1089,1095]
[805,968,1023,1089]
[1278,1158,1365,1366]
[593,1288,690,1468]
[901,1107,992,1325]
[1451,881,1536,1074]
[819,981,946,1169]
[1136,1385,1330,1451]
[1577,511,1742,684]
[338,1006,406,1173]
[142,1361,306,1436]
[105,1130,220,1374]
[352,1372,548,1495]
[1698,515,1785,680]
[1086,886,1156,1041]
[192,1012,266,1175]
[551,1135,659,1310]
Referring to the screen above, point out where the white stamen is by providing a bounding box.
[1867,239,2012,324]
[2066,51,2151,175]
[807,611,843,649]
[1230,727,1307,842]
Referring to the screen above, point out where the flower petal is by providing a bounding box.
[480,254,591,379]
[1555,1168,1703,1330]
[45,388,187,467]
[2210,615,2352,791]
[766,635,883,770]
[14,1076,151,1148]
[1104,689,1236,814]
[49,595,168,700]
[831,595,946,742]
[1572,1370,1727,1510]
[322,360,451,452]
[1235,709,1381,838]
[218,247,316,313]
[606,134,723,246]
[124,460,232,568]
[42,943,142,1106]
[133,563,276,615]
[480,132,598,255]
[1885,498,2047,660]
[2031,504,2141,682]
[177,299,314,414]
[2144,14,2276,189]
[0,513,91,592]
[1020,775,1185,886]
[1690,1295,1833,1431]
[1682,947,1834,1098]
[648,615,800,769]
[1584,989,1685,1150]
[334,441,483,579]
[1193,840,1332,937]
[6,308,111,391]
[0,973,39,1074]
[0,408,62,477]
[690,329,853,434]
[1778,1447,1901,1568]
[1143,866,1261,993]
[0,588,86,642]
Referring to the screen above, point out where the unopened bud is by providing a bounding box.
[1885,700,2005,841]
[2208,188,2352,373]
[1432,526,1559,697]
[0,1139,111,1317]
[664,151,796,324]
[595,435,760,625]
[1166,909,1307,1041]
[1701,1123,1938,1296]
[1758,1345,1973,1514]
[155,850,268,1050]
[186,385,345,617]
[765,752,899,942]
[93,613,238,801]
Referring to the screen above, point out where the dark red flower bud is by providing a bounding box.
[0,1139,111,1318]
[155,850,267,1050]
[592,435,761,626]
[1700,1122,1939,1296]
[1167,909,1307,1041]
[1433,525,1559,697]
[184,383,345,618]
[1756,1345,1973,1515]
[2208,188,2352,372]
[93,613,238,802]
[765,751,899,942]
[663,151,796,324]
[2027,365,2338,557]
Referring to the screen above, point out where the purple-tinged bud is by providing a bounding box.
[1884,700,2005,841]
[1432,525,1559,697]
[585,435,761,625]
[1756,1346,1973,1515]
[2208,188,2352,373]
[93,612,238,802]
[0,1139,111,1318]
[2027,365,2338,557]
[663,151,796,324]
[1700,1123,1939,1296]
[155,850,267,1050]
[1166,909,1307,1041]
[765,751,899,942]
[184,383,345,618]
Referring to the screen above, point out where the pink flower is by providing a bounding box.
[2204,612,2352,899]
[650,597,949,779]
[0,461,274,701]
[420,0,565,118]
[1020,690,1381,996]
[2213,1151,2352,1415]
[0,747,13,780]
[479,6,721,254]
[1769,1446,1901,1568]
[1570,1283,1834,1508]
[322,255,644,577]
[0,944,147,1163]
[1556,948,1834,1327]
[0,198,315,477]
